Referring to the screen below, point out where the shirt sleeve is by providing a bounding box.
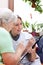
[21,32,34,47]
[0,28,15,53]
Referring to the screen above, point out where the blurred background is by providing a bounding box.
[0,0,43,34]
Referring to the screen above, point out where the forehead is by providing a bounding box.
[14,18,22,24]
[17,18,21,22]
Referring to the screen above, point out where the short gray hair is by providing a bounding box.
[0,8,17,23]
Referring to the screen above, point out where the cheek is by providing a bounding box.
[20,25,23,30]
[13,27,18,32]
[15,27,18,30]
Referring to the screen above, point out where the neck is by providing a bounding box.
[10,31,20,41]
[11,30,17,36]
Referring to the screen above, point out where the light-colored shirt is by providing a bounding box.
[12,32,33,64]
[0,27,14,64]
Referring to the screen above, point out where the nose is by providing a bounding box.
[18,24,22,29]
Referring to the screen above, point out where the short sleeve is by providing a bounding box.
[0,27,15,53]
[21,32,33,47]
[24,32,33,39]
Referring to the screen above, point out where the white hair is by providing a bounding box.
[0,8,17,23]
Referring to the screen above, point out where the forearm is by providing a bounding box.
[15,43,25,61]
[2,53,21,65]
[26,46,37,61]
[17,64,23,65]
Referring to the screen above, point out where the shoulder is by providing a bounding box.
[0,27,12,44]
[21,31,33,39]
[0,27,11,37]
[20,31,34,47]
[0,27,14,53]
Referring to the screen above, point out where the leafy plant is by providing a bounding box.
[25,21,30,28]
[31,22,37,32]
[37,23,43,31]
[23,0,43,13]
[22,22,26,28]
[22,21,30,28]
[31,24,36,32]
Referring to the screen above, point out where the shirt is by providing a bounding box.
[0,27,14,64]
[11,31,33,64]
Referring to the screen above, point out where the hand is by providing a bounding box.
[27,47,36,62]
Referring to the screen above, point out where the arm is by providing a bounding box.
[26,37,36,49]
[26,37,37,61]
[2,43,25,65]
[2,53,18,65]
[0,28,25,65]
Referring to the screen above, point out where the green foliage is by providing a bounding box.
[37,23,43,31]
[35,5,43,13]
[23,0,43,13]
[22,22,26,28]
[31,22,37,32]
[23,0,28,2]
[36,0,41,4]
[22,21,43,32]
[31,24,36,32]
[25,21,30,28]
[22,21,30,28]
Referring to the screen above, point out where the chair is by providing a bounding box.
[36,36,43,63]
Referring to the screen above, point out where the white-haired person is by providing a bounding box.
[0,9,23,65]
[0,8,17,31]
[10,15,41,65]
